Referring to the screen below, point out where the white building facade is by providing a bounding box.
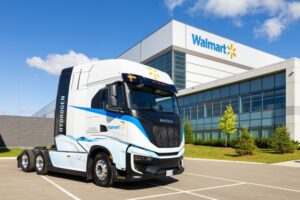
[119,20,283,89]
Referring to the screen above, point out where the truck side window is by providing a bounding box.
[102,89,108,109]
[116,84,125,108]
[91,90,102,109]
[91,88,108,109]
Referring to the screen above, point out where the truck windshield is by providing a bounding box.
[129,86,179,114]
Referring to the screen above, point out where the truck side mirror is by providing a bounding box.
[109,96,117,107]
[108,84,118,107]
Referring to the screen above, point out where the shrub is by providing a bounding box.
[228,138,239,148]
[270,126,297,154]
[193,138,225,147]
[255,137,272,149]
[193,138,238,148]
[235,127,256,156]
[184,117,194,144]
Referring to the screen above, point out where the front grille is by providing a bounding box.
[152,125,180,148]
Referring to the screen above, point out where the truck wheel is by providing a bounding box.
[92,153,114,187]
[35,152,48,175]
[21,150,35,172]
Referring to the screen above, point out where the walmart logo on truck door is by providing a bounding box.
[192,33,237,59]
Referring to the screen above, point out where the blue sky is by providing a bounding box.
[0,0,300,116]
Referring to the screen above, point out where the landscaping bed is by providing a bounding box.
[185,144,300,163]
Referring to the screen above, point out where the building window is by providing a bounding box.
[174,51,186,90]
[240,94,250,113]
[198,102,204,118]
[146,51,172,77]
[263,89,274,111]
[251,91,262,112]
[177,71,286,140]
[275,86,285,109]
[146,50,186,90]
[212,99,221,117]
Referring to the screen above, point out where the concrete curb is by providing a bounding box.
[271,160,300,168]
[0,157,16,160]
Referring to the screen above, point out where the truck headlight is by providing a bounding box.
[134,155,153,162]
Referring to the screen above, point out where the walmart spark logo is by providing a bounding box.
[192,34,237,59]
[147,66,160,80]
[227,43,237,59]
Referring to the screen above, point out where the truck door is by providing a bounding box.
[106,83,128,139]
[87,85,128,142]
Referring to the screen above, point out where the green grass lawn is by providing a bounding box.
[2,145,300,163]
[185,144,300,163]
[0,148,23,157]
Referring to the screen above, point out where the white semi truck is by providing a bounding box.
[17,59,184,187]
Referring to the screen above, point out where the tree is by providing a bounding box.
[219,105,237,147]
[235,127,256,156]
[271,126,297,154]
[184,117,194,144]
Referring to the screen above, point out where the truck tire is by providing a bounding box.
[20,150,35,172]
[35,152,48,175]
[92,153,114,187]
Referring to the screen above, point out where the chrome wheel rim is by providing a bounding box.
[95,160,108,181]
[21,153,28,169]
[36,155,44,171]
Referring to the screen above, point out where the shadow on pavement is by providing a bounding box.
[46,172,178,190]
[114,177,178,190]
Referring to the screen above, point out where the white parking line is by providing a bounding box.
[246,182,300,193]
[184,172,300,193]
[188,182,246,193]
[126,191,182,200]
[128,181,246,200]
[41,176,81,200]
[184,172,242,183]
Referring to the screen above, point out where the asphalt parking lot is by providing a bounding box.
[1,158,300,200]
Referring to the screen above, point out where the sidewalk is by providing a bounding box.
[272,160,300,168]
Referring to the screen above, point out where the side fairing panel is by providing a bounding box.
[49,151,87,172]
[55,134,86,152]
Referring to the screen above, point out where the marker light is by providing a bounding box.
[127,75,136,79]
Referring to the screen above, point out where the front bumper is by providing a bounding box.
[115,146,184,182]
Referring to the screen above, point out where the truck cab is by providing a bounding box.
[18,59,184,187]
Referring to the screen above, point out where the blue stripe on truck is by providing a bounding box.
[71,106,150,141]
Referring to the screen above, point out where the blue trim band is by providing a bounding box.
[71,106,150,140]
[66,135,97,142]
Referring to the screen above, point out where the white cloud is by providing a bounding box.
[188,0,285,18]
[164,0,186,14]
[288,2,300,20]
[254,17,285,41]
[254,1,300,41]
[26,50,100,75]
[186,0,300,41]
[203,0,259,18]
